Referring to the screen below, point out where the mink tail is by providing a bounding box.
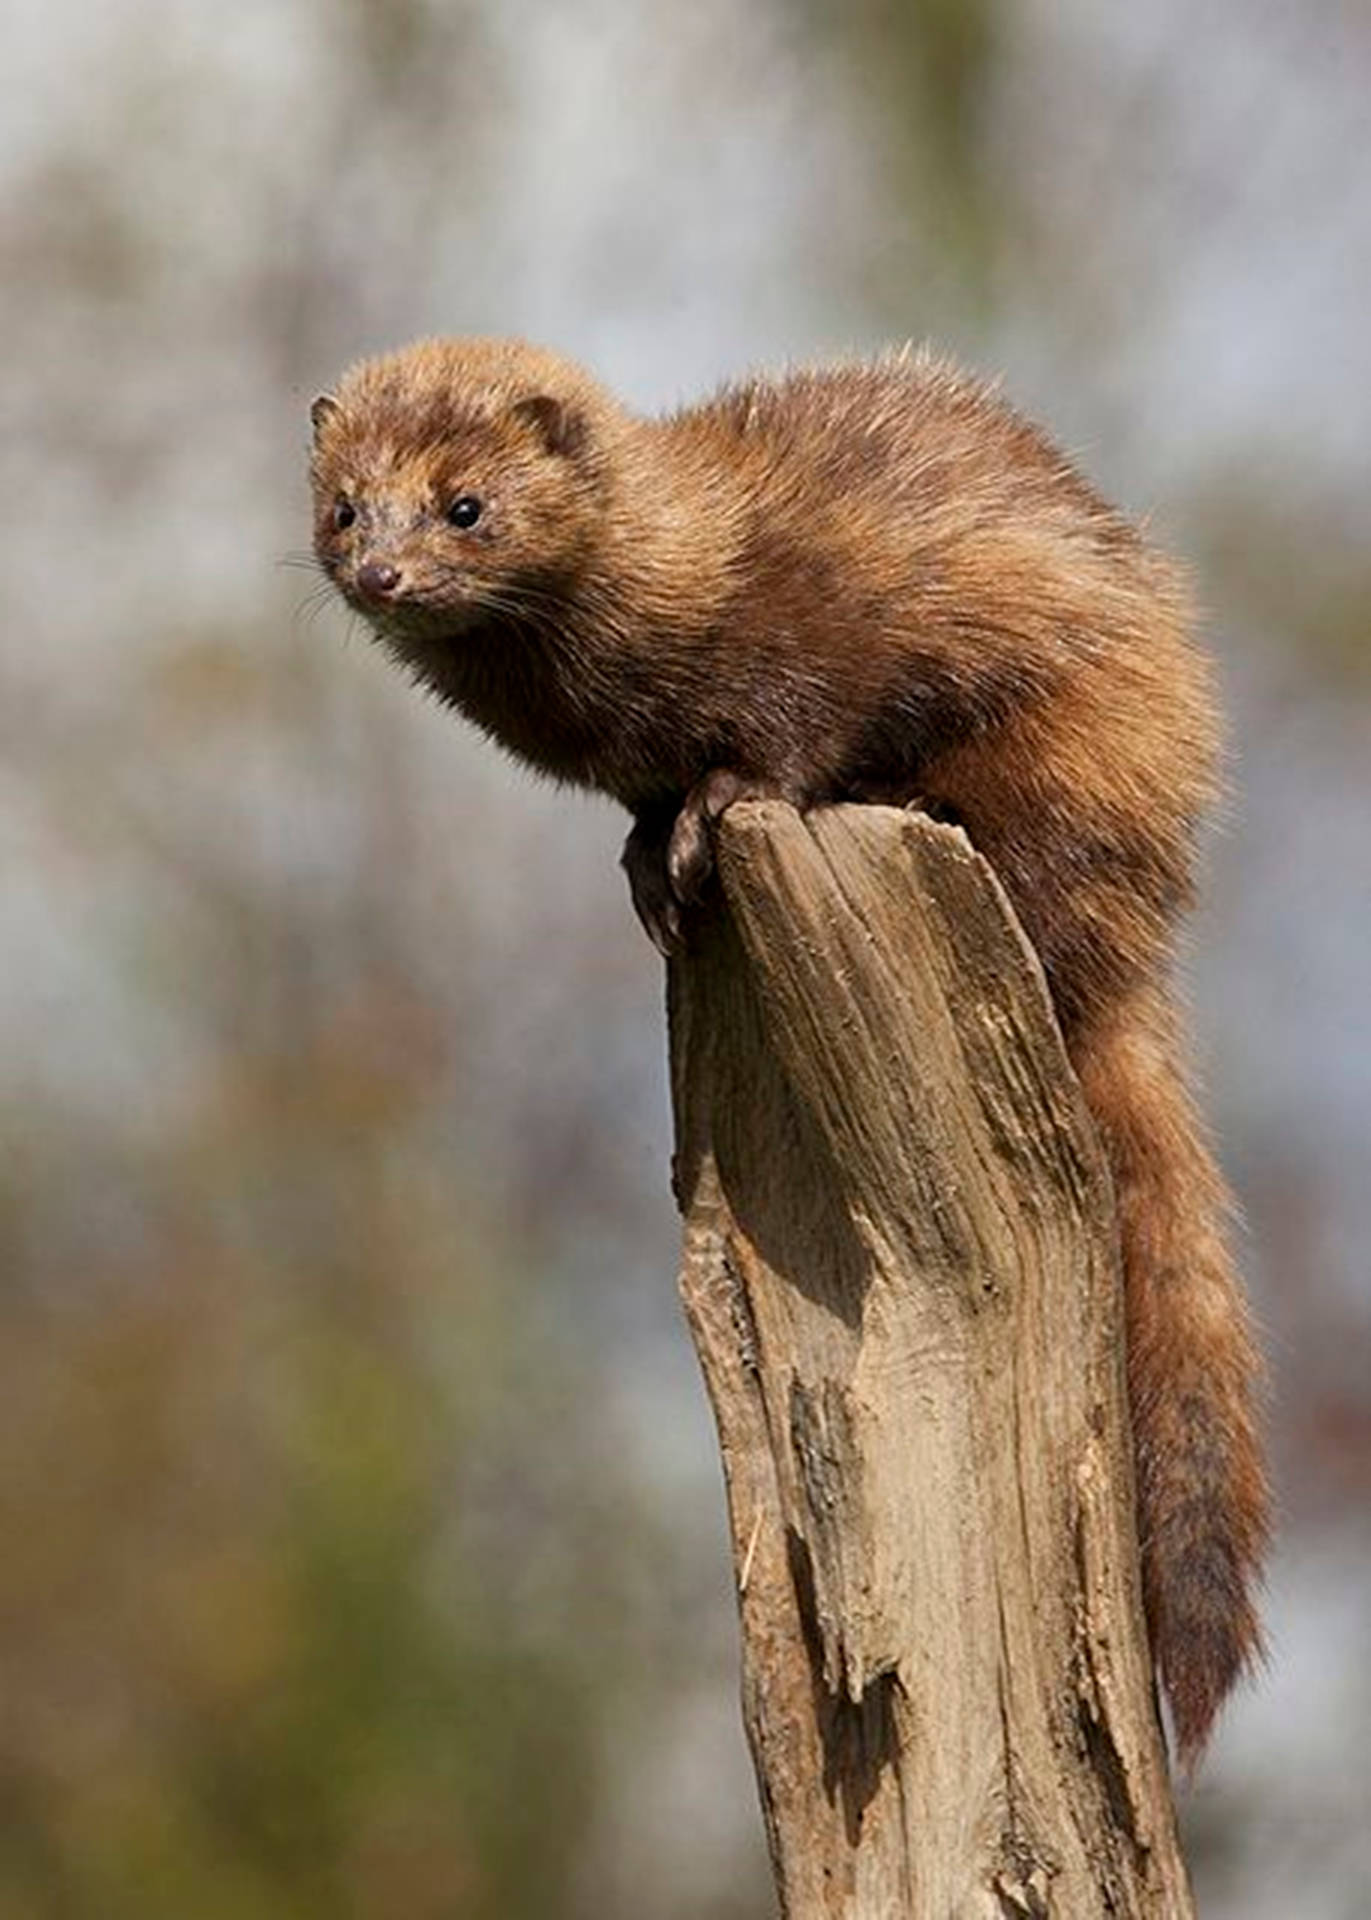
[1073,985,1269,1766]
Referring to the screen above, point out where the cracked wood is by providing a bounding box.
[669,802,1195,1919]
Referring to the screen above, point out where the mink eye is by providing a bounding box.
[446,495,483,529]
[332,497,356,532]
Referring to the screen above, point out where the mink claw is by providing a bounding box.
[643,898,683,957]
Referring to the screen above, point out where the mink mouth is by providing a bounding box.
[366,607,483,668]
[355,595,467,640]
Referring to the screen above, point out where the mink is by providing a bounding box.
[309,335,1267,1762]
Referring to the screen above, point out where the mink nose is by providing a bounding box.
[356,560,401,599]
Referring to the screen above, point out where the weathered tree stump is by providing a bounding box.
[668,802,1195,1918]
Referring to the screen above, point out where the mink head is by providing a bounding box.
[309,338,618,642]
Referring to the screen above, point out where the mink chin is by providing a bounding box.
[309,333,1269,1764]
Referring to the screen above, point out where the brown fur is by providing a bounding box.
[310,335,1268,1762]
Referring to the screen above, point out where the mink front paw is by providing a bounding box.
[623,771,784,954]
[665,805,713,909]
[667,769,786,910]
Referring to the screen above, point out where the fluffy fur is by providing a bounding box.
[310,336,1268,1761]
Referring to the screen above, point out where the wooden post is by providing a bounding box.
[668,802,1195,1918]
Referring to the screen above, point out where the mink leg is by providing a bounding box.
[622,772,787,954]
[622,811,683,955]
[666,770,784,907]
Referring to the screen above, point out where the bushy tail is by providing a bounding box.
[1074,987,1268,1765]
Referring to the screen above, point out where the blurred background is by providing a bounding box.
[2,0,1368,1912]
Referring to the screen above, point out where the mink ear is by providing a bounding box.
[310,393,340,438]
[509,393,588,459]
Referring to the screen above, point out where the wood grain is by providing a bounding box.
[669,801,1194,1918]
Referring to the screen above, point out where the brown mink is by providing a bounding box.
[309,334,1267,1762]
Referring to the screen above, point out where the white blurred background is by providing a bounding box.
[2,2,1368,1913]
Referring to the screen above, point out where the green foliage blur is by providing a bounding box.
[0,878,603,1916]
